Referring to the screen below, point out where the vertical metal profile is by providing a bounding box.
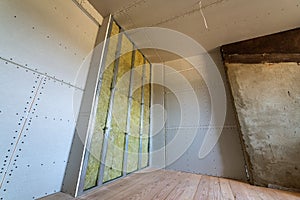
[122,49,136,176]
[62,15,112,197]
[163,63,167,169]
[147,63,152,167]
[138,57,146,170]
[76,17,114,195]
[97,29,123,186]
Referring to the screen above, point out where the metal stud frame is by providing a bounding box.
[74,18,152,196]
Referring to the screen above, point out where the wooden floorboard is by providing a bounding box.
[219,178,235,200]
[40,169,300,200]
[78,169,164,200]
[165,173,200,200]
[151,172,184,200]
[193,175,210,199]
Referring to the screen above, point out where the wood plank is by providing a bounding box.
[74,169,300,200]
[221,28,300,55]
[243,183,265,200]
[110,170,175,200]
[223,53,300,64]
[79,170,164,200]
[221,28,300,63]
[193,175,210,200]
[272,189,300,200]
[151,172,185,200]
[95,170,170,200]
[165,173,201,200]
[219,178,235,200]
[118,170,183,200]
[229,180,255,200]
[253,186,278,200]
[206,176,222,200]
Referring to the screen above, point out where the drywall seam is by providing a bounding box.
[0,77,44,189]
[114,0,147,16]
[0,57,83,91]
[151,0,229,27]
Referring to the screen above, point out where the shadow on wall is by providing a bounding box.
[151,50,248,181]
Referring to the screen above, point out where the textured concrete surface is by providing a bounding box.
[226,62,300,189]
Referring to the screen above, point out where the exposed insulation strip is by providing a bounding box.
[126,51,144,173]
[103,33,134,182]
[83,21,151,186]
[141,83,150,168]
[144,60,151,84]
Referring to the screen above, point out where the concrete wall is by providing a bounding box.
[226,62,300,189]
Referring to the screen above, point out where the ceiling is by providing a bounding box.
[89,0,300,62]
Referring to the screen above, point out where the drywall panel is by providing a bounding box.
[0,0,98,89]
[150,84,166,169]
[226,62,300,189]
[0,0,99,199]
[166,127,246,180]
[0,62,41,183]
[0,74,82,200]
[162,52,247,181]
[165,89,211,128]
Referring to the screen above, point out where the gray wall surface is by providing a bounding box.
[151,49,248,181]
[150,84,166,169]
[0,0,98,199]
[226,62,300,189]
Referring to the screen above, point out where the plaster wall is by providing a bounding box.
[226,62,300,189]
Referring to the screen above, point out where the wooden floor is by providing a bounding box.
[41,169,300,200]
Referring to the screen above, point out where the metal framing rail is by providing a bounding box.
[147,63,152,167]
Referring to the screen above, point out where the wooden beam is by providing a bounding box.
[223,53,300,64]
[221,28,300,63]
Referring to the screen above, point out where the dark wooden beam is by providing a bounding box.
[223,53,300,64]
[221,28,300,63]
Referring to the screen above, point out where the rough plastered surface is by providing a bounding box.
[226,62,300,189]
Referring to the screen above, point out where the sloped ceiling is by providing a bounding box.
[89,0,300,62]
